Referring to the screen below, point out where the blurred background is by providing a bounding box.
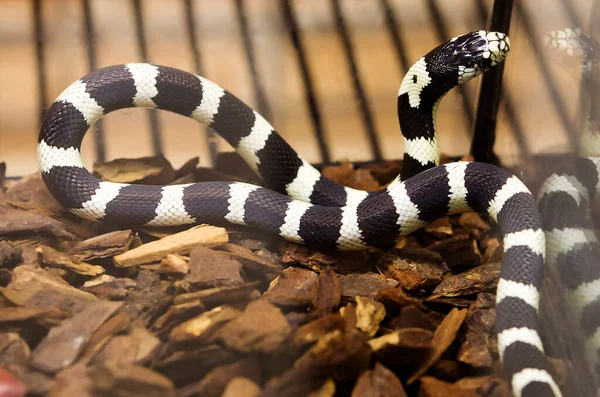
[0,0,596,181]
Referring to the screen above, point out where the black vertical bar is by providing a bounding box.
[182,0,218,166]
[330,0,382,161]
[279,0,330,164]
[379,0,411,72]
[471,0,522,164]
[82,0,106,162]
[131,0,163,155]
[425,0,474,128]
[514,0,577,150]
[234,0,272,121]
[32,0,48,125]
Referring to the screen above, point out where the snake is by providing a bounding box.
[37,30,561,396]
[538,28,600,394]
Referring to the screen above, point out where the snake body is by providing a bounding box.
[38,31,561,396]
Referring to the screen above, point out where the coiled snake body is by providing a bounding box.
[38,31,561,396]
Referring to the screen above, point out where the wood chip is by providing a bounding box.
[36,246,105,276]
[0,205,75,240]
[418,376,479,397]
[93,155,176,185]
[218,299,291,353]
[351,362,407,397]
[69,230,136,261]
[264,267,318,309]
[187,246,244,287]
[185,357,261,397]
[30,300,122,373]
[377,247,448,292]
[113,225,228,267]
[427,235,481,272]
[81,275,136,300]
[173,281,260,308]
[222,377,261,397]
[340,273,397,299]
[91,362,176,397]
[354,297,386,337]
[170,306,240,344]
[429,262,501,300]
[158,254,189,274]
[312,266,341,314]
[0,241,23,268]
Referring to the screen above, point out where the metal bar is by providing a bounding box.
[515,0,578,150]
[379,0,411,72]
[330,0,382,161]
[82,0,106,163]
[425,0,474,128]
[279,0,331,164]
[559,0,584,28]
[182,0,218,166]
[131,0,163,155]
[32,0,48,125]
[234,0,271,121]
[471,0,530,164]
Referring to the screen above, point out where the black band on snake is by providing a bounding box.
[37,30,562,396]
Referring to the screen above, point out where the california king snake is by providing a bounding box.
[538,28,600,394]
[38,31,562,396]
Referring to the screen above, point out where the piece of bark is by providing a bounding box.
[457,213,491,238]
[418,376,479,397]
[0,205,75,240]
[351,362,407,397]
[264,267,318,309]
[312,266,341,314]
[280,243,373,275]
[3,173,62,215]
[94,325,160,367]
[453,376,504,396]
[170,306,240,344]
[158,254,189,274]
[426,235,481,272]
[0,307,67,328]
[236,239,267,250]
[429,262,501,300]
[308,378,336,397]
[0,367,27,397]
[93,155,176,185]
[0,241,23,268]
[173,281,260,308]
[187,246,244,287]
[77,312,132,366]
[113,225,228,267]
[118,271,173,327]
[408,308,468,384]
[82,275,136,300]
[30,300,123,373]
[292,314,346,349]
[49,364,92,397]
[340,273,397,299]
[457,294,496,368]
[483,238,502,264]
[0,333,30,377]
[69,230,135,261]
[36,246,105,276]
[322,161,382,191]
[187,357,262,397]
[377,247,448,292]
[20,370,53,396]
[388,306,437,332]
[151,300,207,335]
[424,217,453,237]
[1,265,97,315]
[354,297,386,337]
[174,156,200,179]
[218,299,291,353]
[369,328,433,371]
[216,243,281,278]
[91,361,176,397]
[340,303,358,330]
[222,377,261,397]
[0,268,11,287]
[262,329,370,397]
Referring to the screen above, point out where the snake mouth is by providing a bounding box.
[440,30,510,84]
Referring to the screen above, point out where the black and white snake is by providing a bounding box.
[37,30,562,396]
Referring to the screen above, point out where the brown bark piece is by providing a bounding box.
[222,377,262,397]
[187,246,244,287]
[189,357,262,397]
[218,299,291,353]
[78,312,132,365]
[82,275,136,300]
[292,314,346,348]
[50,364,93,397]
[322,161,382,191]
[424,217,453,237]
[0,205,75,240]
[280,243,372,275]
[264,267,318,309]
[1,265,97,315]
[453,376,504,396]
[113,225,228,267]
[0,241,23,268]
[91,362,176,397]
[340,273,397,299]
[377,247,448,292]
[30,300,122,373]
[355,296,386,337]
[216,243,281,277]
[0,306,67,327]
[351,362,407,397]
[95,326,160,367]
[158,254,189,274]
[170,306,240,344]
[457,294,496,368]
[427,235,481,272]
[4,173,62,215]
[408,308,468,384]
[312,266,341,314]
[36,246,105,276]
[458,213,491,237]
[173,281,260,308]
[93,155,176,185]
[0,332,31,377]
[118,271,173,327]
[69,230,136,261]
[418,376,479,397]
[430,262,501,300]
[389,306,437,332]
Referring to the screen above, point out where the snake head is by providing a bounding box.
[428,30,510,87]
